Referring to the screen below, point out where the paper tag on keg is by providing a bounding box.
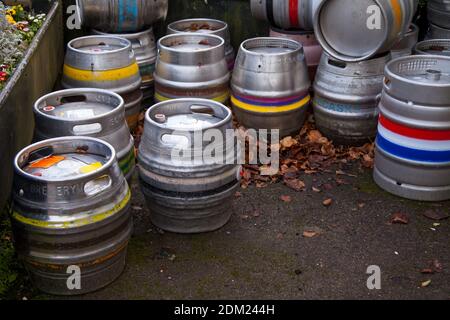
[79,162,102,174]
[64,109,96,119]
[29,155,66,169]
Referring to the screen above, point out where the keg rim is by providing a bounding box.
[385,54,450,88]
[158,33,225,53]
[269,26,315,37]
[145,98,232,131]
[67,35,133,55]
[34,88,125,122]
[92,27,155,38]
[240,37,303,56]
[167,18,228,35]
[313,0,390,62]
[414,39,450,56]
[14,137,117,182]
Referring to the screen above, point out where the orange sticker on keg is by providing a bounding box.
[29,155,66,169]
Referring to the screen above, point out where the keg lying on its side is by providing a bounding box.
[11,137,132,295]
[313,53,390,146]
[250,0,319,31]
[374,55,450,201]
[33,89,136,181]
[269,27,323,81]
[314,0,418,62]
[427,23,450,40]
[62,36,143,130]
[154,34,230,104]
[138,99,240,234]
[415,39,450,57]
[92,28,157,102]
[167,18,235,71]
[428,0,450,29]
[77,0,168,33]
[391,24,419,58]
[231,38,311,138]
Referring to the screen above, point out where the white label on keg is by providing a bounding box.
[43,106,55,112]
[65,109,96,119]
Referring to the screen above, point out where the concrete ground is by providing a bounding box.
[62,164,449,300]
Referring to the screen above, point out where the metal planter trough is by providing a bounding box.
[0,0,64,211]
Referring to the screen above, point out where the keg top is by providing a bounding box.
[415,40,450,56]
[158,33,224,52]
[15,137,116,182]
[68,35,131,54]
[315,0,388,61]
[92,27,155,38]
[167,18,228,34]
[241,37,302,55]
[146,98,231,131]
[34,89,123,121]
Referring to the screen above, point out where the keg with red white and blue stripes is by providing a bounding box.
[231,38,311,138]
[374,55,450,201]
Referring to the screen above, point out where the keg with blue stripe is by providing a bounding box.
[11,137,132,295]
[374,55,450,201]
[313,53,390,146]
[231,38,311,138]
[77,0,168,33]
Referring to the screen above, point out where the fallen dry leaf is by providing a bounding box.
[303,231,319,238]
[280,136,297,149]
[389,212,409,225]
[421,280,432,288]
[284,179,306,192]
[280,195,292,203]
[323,198,333,207]
[422,210,449,221]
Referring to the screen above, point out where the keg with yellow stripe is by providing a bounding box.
[62,36,143,129]
[231,38,311,138]
[154,34,230,104]
[11,137,132,295]
[314,0,418,62]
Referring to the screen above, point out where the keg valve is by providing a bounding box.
[155,114,167,123]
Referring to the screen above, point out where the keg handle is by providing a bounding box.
[190,104,216,116]
[84,175,112,197]
[327,58,347,69]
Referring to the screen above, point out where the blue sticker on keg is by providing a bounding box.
[314,97,361,114]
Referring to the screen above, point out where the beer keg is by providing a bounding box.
[11,137,132,295]
[391,24,419,58]
[414,39,450,56]
[231,37,311,138]
[76,0,168,33]
[154,34,230,104]
[314,0,418,62]
[428,0,450,29]
[33,89,136,181]
[167,18,235,71]
[62,36,143,129]
[374,55,450,201]
[138,98,240,233]
[313,53,390,146]
[427,24,450,40]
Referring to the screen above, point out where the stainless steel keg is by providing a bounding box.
[138,98,240,233]
[154,34,230,104]
[62,36,143,129]
[33,89,136,181]
[414,39,450,56]
[427,23,450,40]
[391,24,419,58]
[314,0,418,62]
[428,0,450,29]
[313,53,389,146]
[11,137,132,295]
[92,28,157,101]
[231,37,311,138]
[374,55,450,201]
[76,0,168,33]
[167,18,235,71]
[250,0,319,30]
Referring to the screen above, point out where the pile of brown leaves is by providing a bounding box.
[240,116,375,190]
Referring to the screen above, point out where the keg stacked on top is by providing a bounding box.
[77,0,169,107]
[427,0,450,39]
[312,0,419,146]
[251,0,323,81]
